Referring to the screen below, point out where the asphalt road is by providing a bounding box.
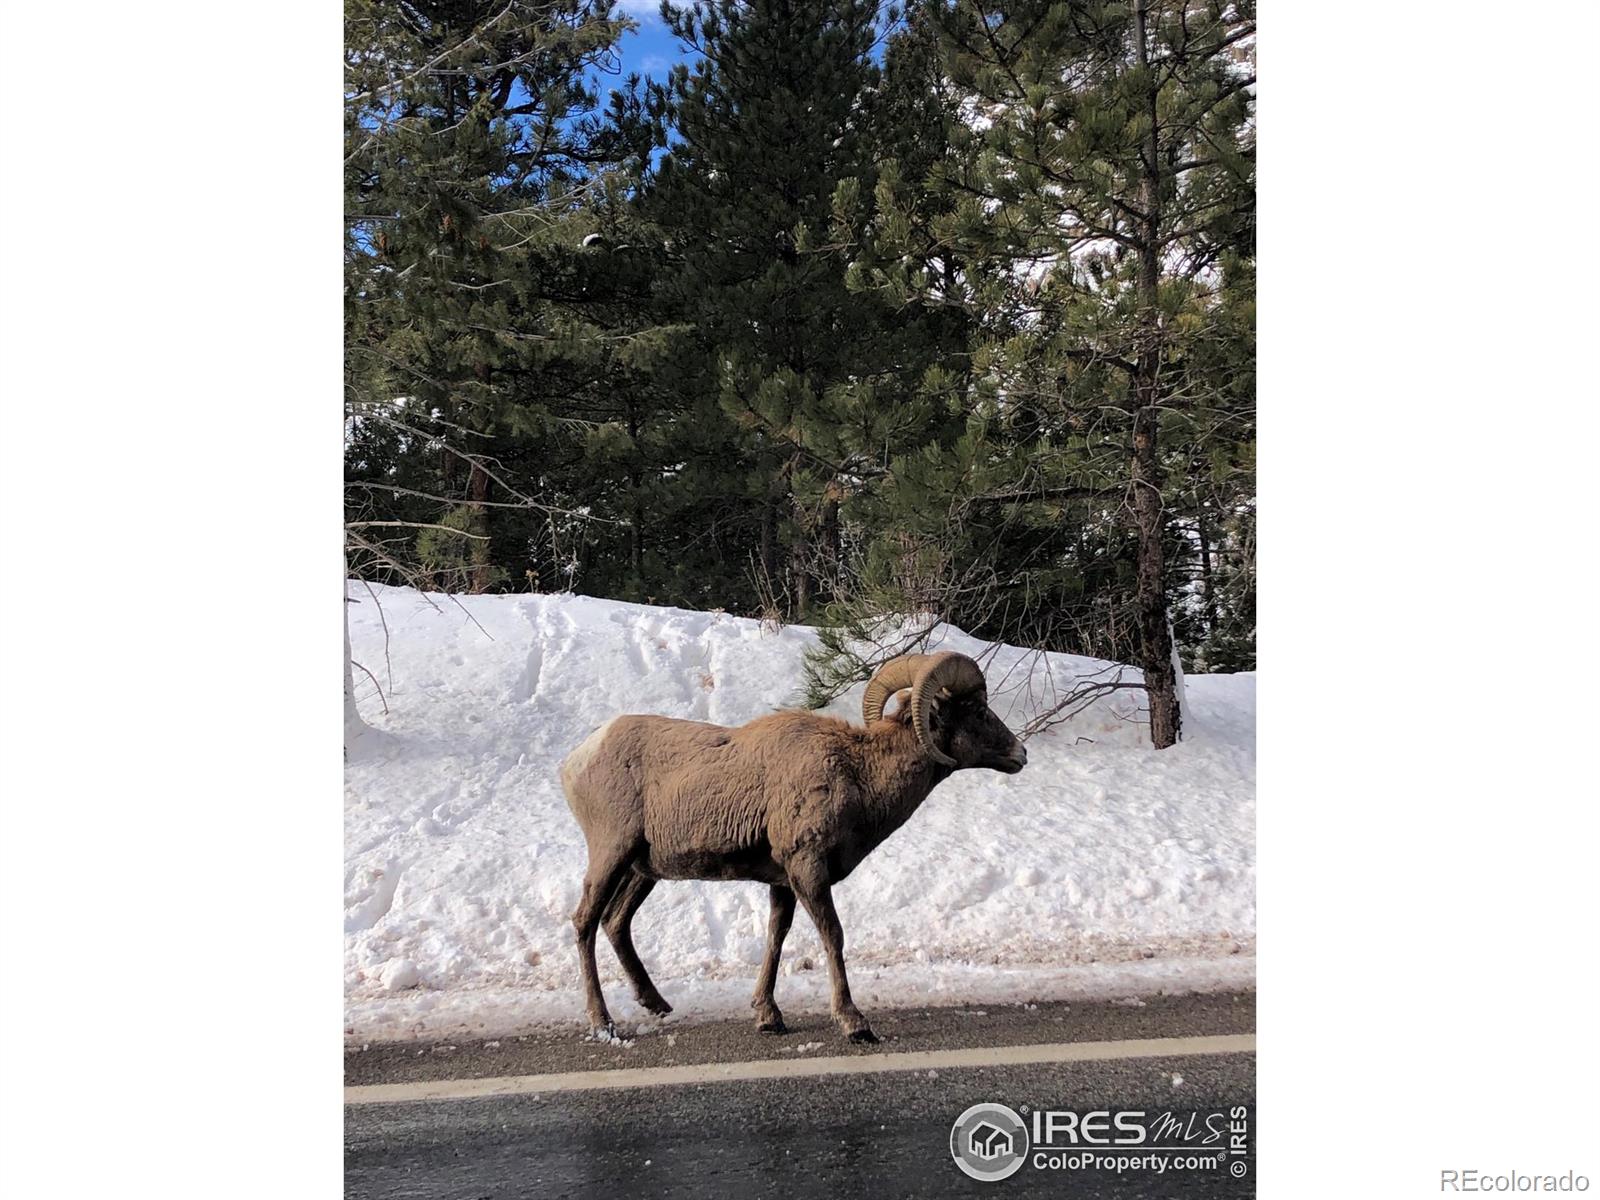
[346,993,1255,1199]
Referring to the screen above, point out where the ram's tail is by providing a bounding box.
[560,718,616,815]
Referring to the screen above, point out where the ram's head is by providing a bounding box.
[863,652,1027,774]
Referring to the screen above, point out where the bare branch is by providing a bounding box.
[346,520,489,539]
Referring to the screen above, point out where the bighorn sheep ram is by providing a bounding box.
[560,651,1027,1043]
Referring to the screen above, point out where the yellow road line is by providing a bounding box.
[346,1032,1256,1106]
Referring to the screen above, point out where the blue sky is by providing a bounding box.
[608,1,695,90]
[602,1,898,96]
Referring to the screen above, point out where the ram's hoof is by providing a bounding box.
[640,996,674,1017]
[756,1016,788,1035]
[846,1026,879,1045]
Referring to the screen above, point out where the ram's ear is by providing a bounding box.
[886,688,914,722]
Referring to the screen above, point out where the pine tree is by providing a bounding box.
[521,175,766,608]
[845,0,1255,746]
[640,0,963,623]
[1167,251,1255,672]
[344,0,630,594]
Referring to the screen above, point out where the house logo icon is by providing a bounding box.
[970,1120,1015,1160]
[950,1102,1029,1181]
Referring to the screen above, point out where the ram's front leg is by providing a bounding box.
[788,858,877,1044]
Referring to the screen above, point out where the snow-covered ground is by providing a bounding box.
[344,585,1255,1043]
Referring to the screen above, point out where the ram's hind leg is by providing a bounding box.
[751,884,795,1034]
[602,871,671,1017]
[572,843,636,1036]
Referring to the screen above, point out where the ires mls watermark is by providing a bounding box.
[950,1101,1251,1183]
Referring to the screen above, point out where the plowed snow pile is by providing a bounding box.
[345,585,1255,1042]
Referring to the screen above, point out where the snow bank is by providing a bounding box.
[344,585,1255,1042]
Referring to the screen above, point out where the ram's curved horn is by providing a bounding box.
[863,652,987,766]
[906,653,986,767]
[862,654,941,724]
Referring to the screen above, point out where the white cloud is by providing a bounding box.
[613,0,663,23]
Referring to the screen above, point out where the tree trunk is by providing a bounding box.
[467,460,492,593]
[759,467,793,616]
[1132,0,1181,748]
[1196,506,1219,635]
[629,503,644,580]
[627,408,644,580]
[790,535,810,622]
[759,494,778,601]
[344,582,367,752]
[820,495,841,604]
[1131,404,1180,746]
